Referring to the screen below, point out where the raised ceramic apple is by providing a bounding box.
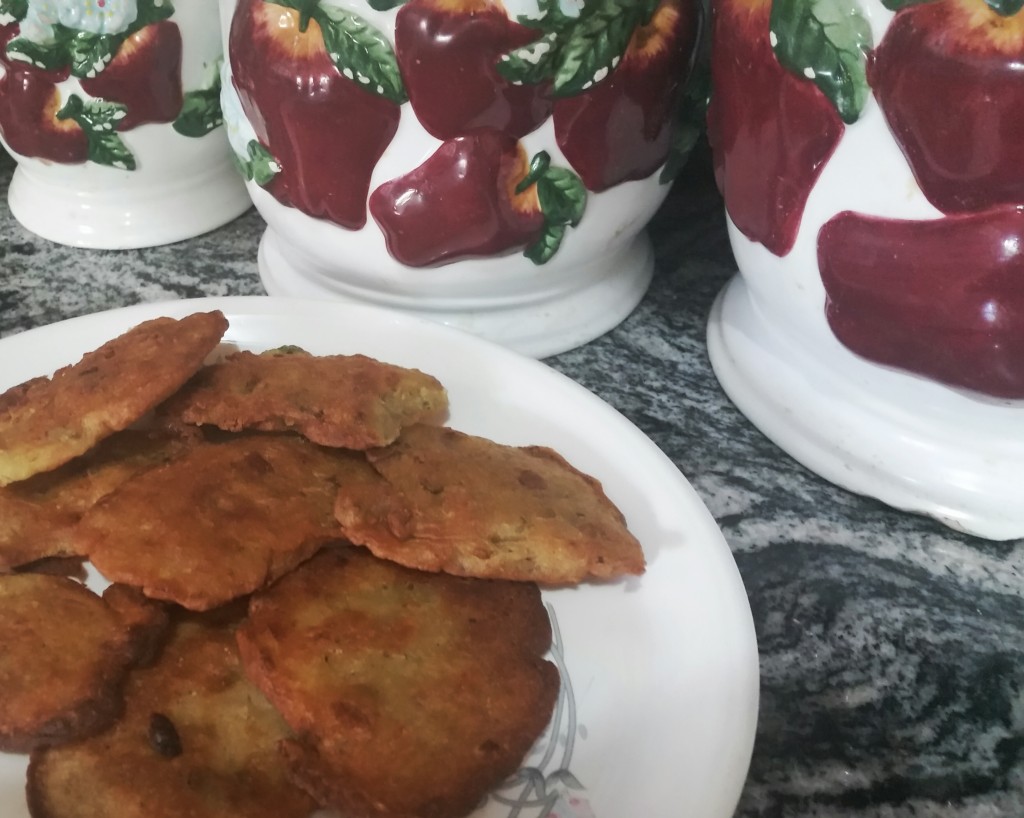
[370,128,586,266]
[229,0,402,229]
[394,0,551,140]
[0,68,88,162]
[80,21,184,131]
[868,0,1024,214]
[706,0,870,255]
[552,0,700,192]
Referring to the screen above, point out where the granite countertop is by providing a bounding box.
[1,145,1022,818]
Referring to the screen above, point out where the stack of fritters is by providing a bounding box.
[0,310,647,818]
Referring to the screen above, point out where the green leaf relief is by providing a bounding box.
[502,0,651,96]
[769,0,873,124]
[5,36,67,70]
[0,0,28,23]
[516,0,577,32]
[982,0,1024,15]
[174,87,223,137]
[550,0,646,96]
[537,167,587,227]
[246,140,280,186]
[68,31,119,78]
[134,0,176,28]
[497,31,559,87]
[526,224,567,265]
[522,151,587,265]
[6,26,120,77]
[57,94,136,170]
[313,3,407,104]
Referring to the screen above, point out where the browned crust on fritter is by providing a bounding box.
[0,311,228,487]
[0,492,78,572]
[14,556,89,581]
[236,546,559,818]
[334,424,646,584]
[10,427,201,518]
[160,349,449,449]
[25,610,317,818]
[0,429,198,573]
[0,575,168,753]
[76,434,377,611]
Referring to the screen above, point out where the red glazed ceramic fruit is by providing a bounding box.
[395,0,551,140]
[707,0,843,256]
[0,68,87,163]
[868,0,1024,214]
[370,129,546,266]
[553,0,700,192]
[230,0,401,229]
[818,208,1024,398]
[80,21,184,131]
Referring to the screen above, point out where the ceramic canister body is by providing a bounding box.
[217,0,704,310]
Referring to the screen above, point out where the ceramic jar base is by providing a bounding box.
[257,226,654,359]
[707,274,1024,541]
[7,159,251,250]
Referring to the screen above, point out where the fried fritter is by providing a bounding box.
[77,434,377,610]
[26,609,317,818]
[0,429,197,572]
[0,576,167,752]
[10,428,200,518]
[0,493,77,573]
[161,348,449,449]
[0,311,228,487]
[236,546,559,818]
[334,424,646,584]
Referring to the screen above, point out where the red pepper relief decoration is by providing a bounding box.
[818,208,1024,398]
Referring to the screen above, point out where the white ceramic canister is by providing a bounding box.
[218,0,704,356]
[0,0,251,248]
[705,0,1024,538]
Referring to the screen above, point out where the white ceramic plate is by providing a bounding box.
[0,296,759,818]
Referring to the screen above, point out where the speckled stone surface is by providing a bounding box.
[1,145,1022,818]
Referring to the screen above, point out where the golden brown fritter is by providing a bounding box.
[236,546,559,818]
[26,609,317,818]
[0,492,78,573]
[160,348,449,449]
[10,427,200,518]
[334,424,646,584]
[0,311,228,487]
[77,434,379,611]
[0,429,198,573]
[0,576,167,753]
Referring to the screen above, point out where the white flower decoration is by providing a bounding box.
[19,0,138,42]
